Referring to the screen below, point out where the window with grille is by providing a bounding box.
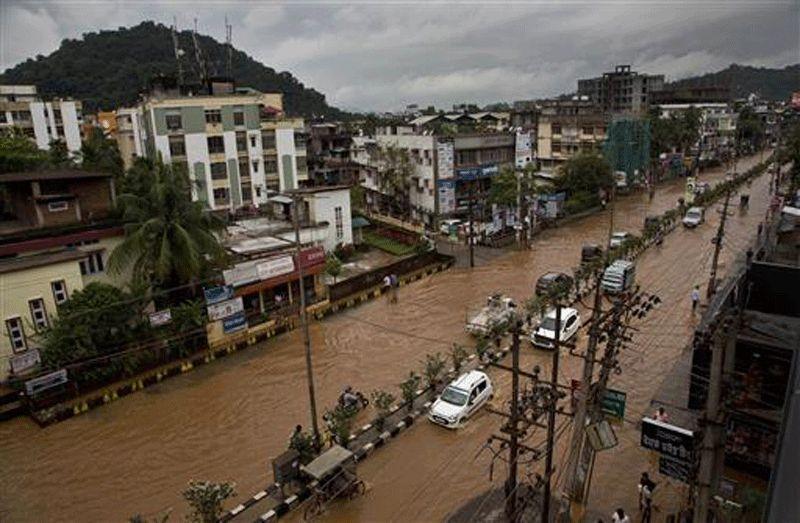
[210,162,228,180]
[29,298,49,331]
[213,188,229,204]
[250,135,257,148]
[51,280,68,305]
[6,317,27,353]
[552,124,562,135]
[263,155,278,173]
[205,110,222,124]
[261,131,276,149]
[236,132,248,152]
[238,159,250,178]
[169,135,186,156]
[241,185,252,202]
[79,252,105,275]
[233,110,245,126]
[334,206,344,240]
[207,136,225,154]
[166,113,182,131]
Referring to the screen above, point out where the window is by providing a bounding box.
[334,206,344,240]
[213,188,229,204]
[29,298,49,331]
[475,381,487,394]
[552,124,562,135]
[6,317,26,353]
[250,135,257,148]
[48,201,69,212]
[233,110,245,126]
[255,186,262,198]
[210,162,228,180]
[51,280,68,305]
[0,112,6,124]
[169,135,186,157]
[251,159,259,173]
[263,155,278,173]
[53,109,62,123]
[552,142,562,153]
[296,156,307,172]
[207,136,225,154]
[293,133,306,148]
[165,112,182,131]
[79,252,105,275]
[261,130,276,149]
[236,131,248,152]
[241,185,252,201]
[238,158,250,178]
[582,126,594,135]
[205,109,222,124]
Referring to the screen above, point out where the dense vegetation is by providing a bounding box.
[667,63,800,101]
[0,21,346,119]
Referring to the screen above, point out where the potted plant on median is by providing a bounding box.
[421,352,446,396]
[450,343,469,375]
[399,371,421,412]
[182,480,235,523]
[371,389,396,430]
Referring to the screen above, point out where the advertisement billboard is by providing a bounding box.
[437,179,456,214]
[10,349,41,375]
[207,297,244,322]
[437,141,454,180]
[148,309,172,327]
[222,311,247,334]
[515,131,533,168]
[256,255,295,281]
[204,285,234,304]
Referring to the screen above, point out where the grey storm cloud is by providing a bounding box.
[0,0,797,112]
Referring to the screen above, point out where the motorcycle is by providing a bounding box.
[337,390,369,412]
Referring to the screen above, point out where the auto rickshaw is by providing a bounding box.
[302,445,366,520]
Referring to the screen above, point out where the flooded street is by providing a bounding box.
[0,155,769,522]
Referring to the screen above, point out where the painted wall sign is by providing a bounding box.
[25,369,68,396]
[10,349,41,375]
[207,297,245,321]
[641,417,695,463]
[222,311,247,334]
[256,255,295,281]
[204,285,234,304]
[148,309,172,327]
[298,246,325,269]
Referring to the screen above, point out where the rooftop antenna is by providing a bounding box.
[191,18,208,84]
[225,16,233,78]
[171,17,184,86]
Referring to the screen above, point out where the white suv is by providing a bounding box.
[531,307,581,349]
[428,370,493,428]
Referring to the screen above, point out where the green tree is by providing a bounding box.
[182,480,235,523]
[399,371,421,411]
[421,352,446,389]
[737,106,765,151]
[325,253,343,283]
[370,389,396,430]
[488,166,518,207]
[349,184,366,212]
[165,300,206,357]
[108,162,226,296]
[377,144,414,218]
[557,152,613,212]
[81,127,124,177]
[38,282,149,382]
[47,139,73,168]
[0,127,47,173]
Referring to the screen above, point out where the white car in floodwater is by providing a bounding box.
[428,370,493,429]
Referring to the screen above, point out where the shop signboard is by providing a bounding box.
[10,349,41,375]
[222,311,247,334]
[207,297,244,321]
[601,388,627,423]
[437,179,456,214]
[659,455,691,483]
[25,369,68,396]
[148,309,172,327]
[437,141,454,180]
[455,164,499,181]
[298,246,325,269]
[204,285,234,304]
[586,420,618,451]
[641,417,695,463]
[256,255,295,281]
[685,176,696,205]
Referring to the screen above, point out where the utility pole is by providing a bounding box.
[291,195,320,448]
[468,185,475,268]
[706,190,731,299]
[171,17,184,86]
[542,303,562,523]
[507,320,521,518]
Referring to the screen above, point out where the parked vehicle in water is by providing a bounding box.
[428,370,493,428]
[466,294,517,336]
[682,207,705,228]
[581,244,603,265]
[535,272,574,298]
[302,445,366,520]
[440,219,462,235]
[609,231,632,249]
[530,307,581,349]
[601,259,636,294]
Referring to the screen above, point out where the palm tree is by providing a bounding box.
[108,162,226,297]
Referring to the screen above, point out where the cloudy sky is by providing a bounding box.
[0,1,797,111]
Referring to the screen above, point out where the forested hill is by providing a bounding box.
[668,64,800,101]
[0,21,346,119]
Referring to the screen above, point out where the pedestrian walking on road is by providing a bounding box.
[383,274,392,301]
[611,508,630,523]
[691,286,701,313]
[390,273,399,303]
[638,472,657,522]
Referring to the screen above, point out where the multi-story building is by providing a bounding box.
[577,65,664,115]
[358,127,517,225]
[0,85,83,156]
[536,98,609,170]
[115,107,145,170]
[306,122,361,186]
[122,77,307,212]
[657,103,737,161]
[0,169,125,378]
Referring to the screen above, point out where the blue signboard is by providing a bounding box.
[204,285,234,305]
[222,311,247,334]
[455,164,499,181]
[538,192,567,202]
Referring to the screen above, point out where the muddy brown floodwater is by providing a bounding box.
[0,154,769,522]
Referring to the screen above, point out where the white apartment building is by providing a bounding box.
[123,79,307,212]
[657,103,738,160]
[0,85,83,156]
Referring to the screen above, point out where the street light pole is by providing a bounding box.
[292,194,320,448]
